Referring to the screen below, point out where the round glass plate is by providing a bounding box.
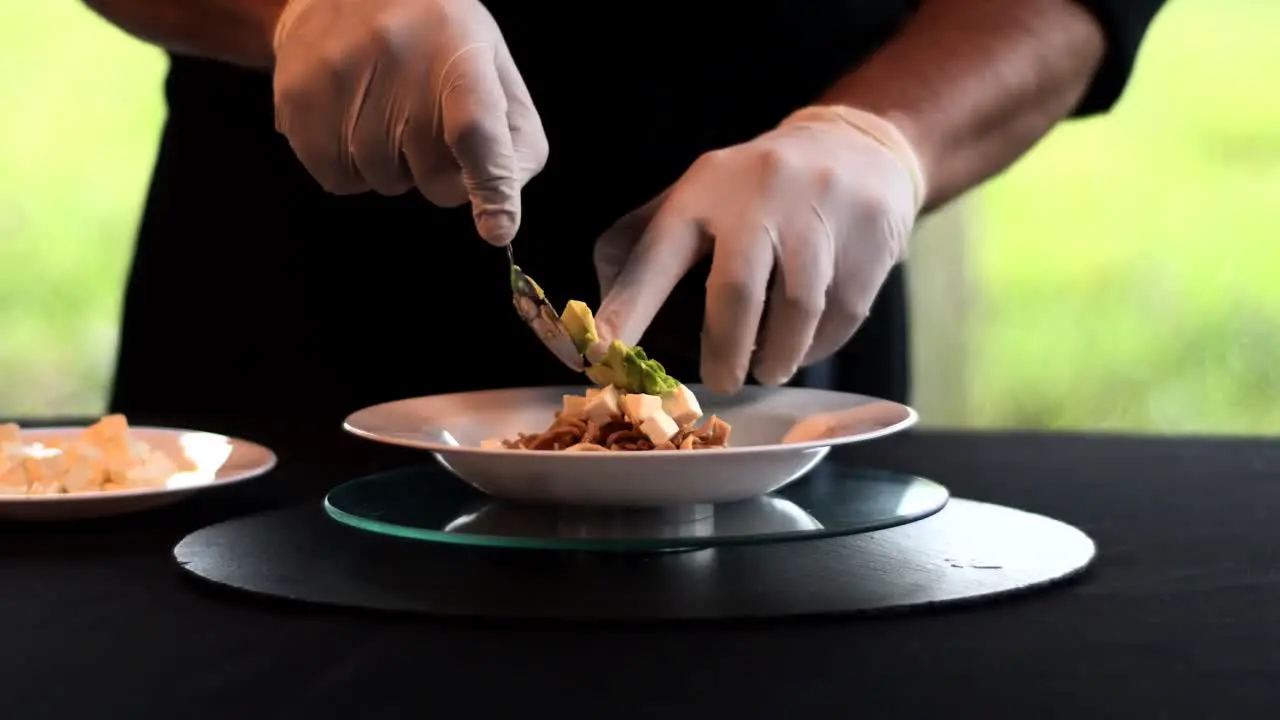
[323,463,949,552]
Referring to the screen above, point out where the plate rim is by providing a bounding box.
[0,425,278,503]
[342,385,919,458]
[320,464,952,550]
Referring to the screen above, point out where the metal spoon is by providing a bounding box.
[506,245,586,372]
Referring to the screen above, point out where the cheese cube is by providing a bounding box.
[585,385,622,424]
[620,393,663,424]
[12,455,65,495]
[0,459,30,495]
[561,394,590,419]
[479,438,504,450]
[132,451,179,489]
[82,414,134,469]
[51,446,106,493]
[639,411,680,446]
[661,384,703,426]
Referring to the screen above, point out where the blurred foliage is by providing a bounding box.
[1,4,163,416]
[969,0,1280,433]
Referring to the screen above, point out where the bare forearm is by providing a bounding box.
[82,0,286,69]
[824,0,1105,210]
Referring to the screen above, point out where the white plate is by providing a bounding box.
[343,385,917,506]
[0,426,277,521]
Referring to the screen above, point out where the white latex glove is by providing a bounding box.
[272,0,547,245]
[593,106,927,393]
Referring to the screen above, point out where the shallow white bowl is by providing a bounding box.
[343,385,917,506]
[0,426,277,521]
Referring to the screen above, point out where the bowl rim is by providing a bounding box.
[342,385,919,459]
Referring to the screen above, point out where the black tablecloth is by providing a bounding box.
[3,416,1277,719]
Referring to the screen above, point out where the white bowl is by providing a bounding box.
[343,385,917,506]
[0,426,277,521]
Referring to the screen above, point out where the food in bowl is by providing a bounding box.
[484,300,732,452]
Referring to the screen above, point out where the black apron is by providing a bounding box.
[110,0,915,427]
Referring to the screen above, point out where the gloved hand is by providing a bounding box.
[593,105,927,393]
[272,0,547,245]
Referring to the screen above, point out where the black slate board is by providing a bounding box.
[174,497,1096,621]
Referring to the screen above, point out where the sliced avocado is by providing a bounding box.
[593,339,680,395]
[585,364,615,387]
[559,298,682,394]
[559,300,599,354]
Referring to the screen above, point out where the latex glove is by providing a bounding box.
[593,106,926,393]
[272,0,547,245]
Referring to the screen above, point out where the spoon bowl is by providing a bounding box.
[506,245,585,373]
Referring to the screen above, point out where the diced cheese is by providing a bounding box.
[0,458,30,495]
[639,411,680,446]
[59,448,106,493]
[0,440,56,489]
[0,415,192,495]
[561,394,590,419]
[11,454,66,495]
[661,384,703,426]
[81,414,134,469]
[585,385,622,424]
[480,438,504,450]
[121,448,178,490]
[620,393,663,423]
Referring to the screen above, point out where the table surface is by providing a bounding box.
[3,416,1277,720]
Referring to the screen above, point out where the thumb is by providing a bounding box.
[440,43,522,246]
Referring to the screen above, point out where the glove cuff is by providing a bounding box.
[782,105,928,213]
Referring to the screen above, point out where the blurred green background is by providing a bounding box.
[2,1,1276,433]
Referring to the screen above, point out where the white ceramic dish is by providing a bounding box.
[343,385,917,506]
[0,426,277,521]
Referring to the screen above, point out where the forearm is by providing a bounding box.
[82,0,286,69]
[823,0,1106,211]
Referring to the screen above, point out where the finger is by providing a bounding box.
[274,66,368,195]
[399,46,503,212]
[402,147,468,207]
[752,205,835,386]
[594,202,704,347]
[701,222,776,394]
[400,88,467,208]
[802,235,898,365]
[439,43,522,245]
[593,190,670,299]
[348,60,415,196]
[495,44,549,184]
